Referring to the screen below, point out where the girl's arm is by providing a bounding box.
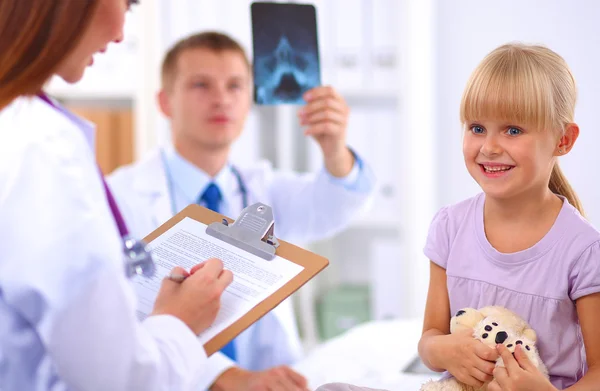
[418,261,498,388]
[566,292,600,390]
[418,261,452,372]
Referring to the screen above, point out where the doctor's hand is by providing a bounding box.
[213,366,310,391]
[298,86,354,178]
[151,258,233,335]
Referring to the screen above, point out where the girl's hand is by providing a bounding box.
[442,329,499,388]
[488,344,556,391]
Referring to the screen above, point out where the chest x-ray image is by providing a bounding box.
[250,2,321,105]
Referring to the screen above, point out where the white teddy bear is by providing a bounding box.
[419,306,548,391]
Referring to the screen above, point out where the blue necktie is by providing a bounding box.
[200,183,222,213]
[199,183,237,362]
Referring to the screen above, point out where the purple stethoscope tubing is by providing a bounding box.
[38,93,155,278]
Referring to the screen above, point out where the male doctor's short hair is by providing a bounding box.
[160,31,251,90]
[0,0,98,110]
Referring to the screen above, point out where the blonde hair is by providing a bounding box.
[460,43,584,215]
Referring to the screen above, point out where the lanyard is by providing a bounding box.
[160,148,248,216]
[101,177,129,237]
[37,93,56,107]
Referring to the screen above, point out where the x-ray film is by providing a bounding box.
[251,2,321,105]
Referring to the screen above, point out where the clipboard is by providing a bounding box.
[143,202,329,356]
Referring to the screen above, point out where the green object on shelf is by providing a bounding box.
[317,284,371,340]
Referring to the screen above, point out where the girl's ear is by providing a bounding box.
[555,123,580,155]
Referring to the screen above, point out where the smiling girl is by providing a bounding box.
[417,43,600,390]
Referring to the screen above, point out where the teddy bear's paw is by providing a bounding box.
[419,379,440,391]
[538,360,550,379]
[420,378,475,391]
[499,334,548,375]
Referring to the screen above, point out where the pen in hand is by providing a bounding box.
[167,272,188,283]
[166,265,192,283]
[167,261,223,283]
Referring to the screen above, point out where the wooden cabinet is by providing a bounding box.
[67,106,135,175]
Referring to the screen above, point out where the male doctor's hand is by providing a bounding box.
[213,366,310,391]
[298,86,354,178]
[151,258,233,335]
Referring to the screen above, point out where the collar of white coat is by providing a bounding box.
[40,95,96,149]
[1,95,97,151]
[162,144,238,205]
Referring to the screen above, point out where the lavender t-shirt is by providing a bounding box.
[424,193,600,389]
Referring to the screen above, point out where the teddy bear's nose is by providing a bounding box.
[495,331,508,344]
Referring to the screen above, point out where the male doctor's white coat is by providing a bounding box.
[107,146,376,390]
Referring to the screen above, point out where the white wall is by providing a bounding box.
[434,0,600,226]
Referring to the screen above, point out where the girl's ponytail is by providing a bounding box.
[549,163,584,216]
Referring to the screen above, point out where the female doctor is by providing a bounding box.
[0,1,233,390]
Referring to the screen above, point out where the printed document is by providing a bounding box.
[133,217,304,344]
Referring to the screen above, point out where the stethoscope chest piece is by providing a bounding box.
[123,235,156,278]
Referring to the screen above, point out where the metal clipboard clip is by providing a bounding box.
[205,202,280,261]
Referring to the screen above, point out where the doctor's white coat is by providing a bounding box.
[0,97,209,391]
[107,148,376,389]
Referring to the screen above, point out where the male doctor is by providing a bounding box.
[108,32,376,391]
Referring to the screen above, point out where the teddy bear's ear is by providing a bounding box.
[523,328,537,343]
[480,305,510,318]
[453,307,479,318]
[450,307,485,333]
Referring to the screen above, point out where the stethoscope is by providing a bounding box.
[39,93,156,280]
[159,148,249,215]
[102,178,156,278]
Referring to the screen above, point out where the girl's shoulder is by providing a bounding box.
[424,193,483,268]
[430,192,483,230]
[557,197,600,245]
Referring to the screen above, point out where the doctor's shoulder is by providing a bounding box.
[235,159,275,185]
[0,97,89,177]
[107,160,141,190]
[237,157,322,186]
[107,150,163,189]
[0,98,45,149]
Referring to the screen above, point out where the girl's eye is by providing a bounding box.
[507,127,522,136]
[470,125,485,134]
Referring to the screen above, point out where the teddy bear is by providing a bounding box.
[419,306,548,391]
